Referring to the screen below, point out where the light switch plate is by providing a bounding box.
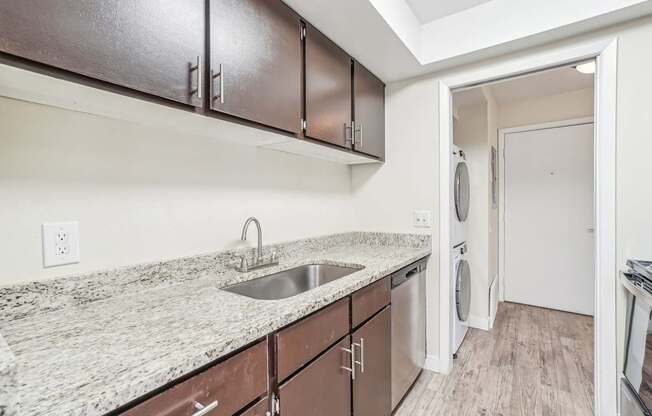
[413,210,432,228]
[42,222,80,267]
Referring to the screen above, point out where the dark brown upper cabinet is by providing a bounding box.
[352,307,391,416]
[304,25,353,149]
[0,0,205,107]
[209,0,302,133]
[353,62,385,159]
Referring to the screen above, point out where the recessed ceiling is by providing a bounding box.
[405,0,493,23]
[453,64,594,108]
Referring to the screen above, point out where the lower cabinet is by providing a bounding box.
[119,275,400,416]
[352,306,392,416]
[278,337,352,416]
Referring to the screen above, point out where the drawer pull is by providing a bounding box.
[192,400,219,416]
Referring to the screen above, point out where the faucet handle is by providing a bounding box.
[239,256,248,272]
[270,251,277,262]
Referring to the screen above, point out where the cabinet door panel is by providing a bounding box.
[209,0,302,133]
[305,25,352,148]
[353,307,391,416]
[279,337,351,416]
[353,62,385,159]
[0,0,204,106]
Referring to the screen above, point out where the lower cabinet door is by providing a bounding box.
[353,306,391,416]
[278,337,352,416]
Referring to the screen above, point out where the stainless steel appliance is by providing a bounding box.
[621,260,652,416]
[391,258,427,410]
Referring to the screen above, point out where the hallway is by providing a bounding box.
[395,302,594,416]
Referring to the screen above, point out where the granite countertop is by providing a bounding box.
[0,232,430,416]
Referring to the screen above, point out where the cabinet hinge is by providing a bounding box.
[300,26,306,40]
[301,118,307,131]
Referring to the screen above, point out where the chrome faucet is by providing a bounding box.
[237,217,278,272]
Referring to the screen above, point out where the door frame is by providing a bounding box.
[437,38,618,415]
[497,116,595,305]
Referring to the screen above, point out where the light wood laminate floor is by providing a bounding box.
[395,302,594,416]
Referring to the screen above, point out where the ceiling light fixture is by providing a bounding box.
[575,61,596,74]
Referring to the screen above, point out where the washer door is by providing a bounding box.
[456,259,471,322]
[454,161,470,221]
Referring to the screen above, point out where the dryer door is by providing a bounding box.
[454,161,470,221]
[456,259,471,322]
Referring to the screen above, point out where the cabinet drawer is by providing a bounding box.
[122,340,268,416]
[279,337,352,416]
[351,277,390,328]
[276,298,349,381]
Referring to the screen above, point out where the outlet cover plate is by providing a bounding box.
[413,210,432,228]
[42,221,80,267]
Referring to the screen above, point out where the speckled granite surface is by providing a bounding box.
[0,232,430,416]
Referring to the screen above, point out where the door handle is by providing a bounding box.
[211,64,224,104]
[190,56,203,100]
[353,338,365,373]
[341,345,356,380]
[354,123,363,147]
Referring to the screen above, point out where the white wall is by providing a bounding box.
[352,15,652,364]
[0,97,354,284]
[498,87,594,128]
[351,77,438,359]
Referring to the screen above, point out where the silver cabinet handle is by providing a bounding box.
[192,400,218,416]
[345,122,354,144]
[341,345,356,380]
[353,338,365,373]
[211,64,224,104]
[354,123,363,147]
[191,56,203,99]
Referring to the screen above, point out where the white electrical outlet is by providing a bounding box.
[413,210,432,228]
[42,222,80,267]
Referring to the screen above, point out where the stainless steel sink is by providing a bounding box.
[222,263,364,300]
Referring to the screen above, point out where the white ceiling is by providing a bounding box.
[453,65,594,108]
[282,0,652,82]
[405,0,493,23]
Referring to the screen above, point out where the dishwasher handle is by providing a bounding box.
[391,258,426,288]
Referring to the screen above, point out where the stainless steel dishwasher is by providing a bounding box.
[391,257,427,410]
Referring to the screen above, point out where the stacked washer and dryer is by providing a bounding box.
[451,145,471,355]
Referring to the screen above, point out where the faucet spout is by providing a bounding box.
[241,217,263,263]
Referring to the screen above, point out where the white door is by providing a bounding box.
[504,123,594,315]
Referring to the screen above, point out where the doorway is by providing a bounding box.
[436,39,618,415]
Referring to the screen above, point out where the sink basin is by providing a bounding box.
[223,263,364,300]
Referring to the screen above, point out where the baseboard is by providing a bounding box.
[489,311,497,329]
[467,314,490,331]
[424,354,440,372]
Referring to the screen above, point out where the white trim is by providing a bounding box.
[424,354,440,372]
[438,38,618,416]
[438,80,453,375]
[466,315,490,331]
[488,309,497,329]
[497,116,595,303]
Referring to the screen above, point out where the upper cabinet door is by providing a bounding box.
[353,62,385,159]
[0,0,205,106]
[209,0,302,134]
[305,26,352,148]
